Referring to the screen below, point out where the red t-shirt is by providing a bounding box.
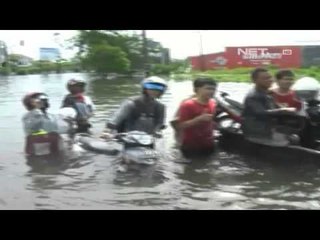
[178,98,216,150]
[271,89,302,110]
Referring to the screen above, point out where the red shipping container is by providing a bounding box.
[225,46,302,69]
[189,52,227,71]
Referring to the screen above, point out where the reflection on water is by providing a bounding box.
[0,73,320,209]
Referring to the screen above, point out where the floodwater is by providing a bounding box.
[1,73,320,210]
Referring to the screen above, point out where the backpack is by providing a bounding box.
[62,94,91,123]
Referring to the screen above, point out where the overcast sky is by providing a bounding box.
[1,30,320,60]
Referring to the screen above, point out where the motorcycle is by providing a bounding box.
[115,131,161,165]
[214,91,307,145]
[75,130,161,166]
[214,91,243,134]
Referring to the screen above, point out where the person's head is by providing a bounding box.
[141,76,167,99]
[22,92,49,111]
[193,77,217,100]
[251,67,273,91]
[67,79,86,94]
[275,69,295,91]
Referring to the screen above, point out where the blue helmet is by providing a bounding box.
[141,76,167,93]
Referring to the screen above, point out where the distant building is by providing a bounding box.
[39,48,60,61]
[17,55,33,66]
[8,54,33,66]
[189,45,320,70]
[189,52,227,71]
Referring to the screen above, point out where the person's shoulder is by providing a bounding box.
[22,109,42,118]
[268,87,277,94]
[22,111,30,120]
[244,88,256,98]
[120,97,136,108]
[245,88,265,103]
[181,98,196,106]
[179,99,197,112]
[155,99,165,107]
[63,93,72,99]
[130,95,142,101]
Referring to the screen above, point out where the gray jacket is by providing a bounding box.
[107,95,165,134]
[242,88,277,139]
[22,109,70,136]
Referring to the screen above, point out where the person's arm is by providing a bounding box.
[170,96,195,130]
[84,95,96,114]
[267,108,296,114]
[22,109,45,135]
[291,91,303,111]
[244,95,272,117]
[104,99,134,132]
[154,103,166,132]
[61,95,72,108]
[245,96,295,119]
[100,100,135,139]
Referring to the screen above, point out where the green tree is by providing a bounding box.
[83,44,130,74]
[72,30,169,73]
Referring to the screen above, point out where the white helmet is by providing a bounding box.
[292,77,320,91]
[292,77,320,101]
[58,107,77,120]
[141,76,168,93]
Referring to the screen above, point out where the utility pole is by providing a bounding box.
[53,32,63,60]
[142,30,149,77]
[198,31,205,71]
[0,41,8,66]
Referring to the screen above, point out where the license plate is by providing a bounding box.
[34,143,51,156]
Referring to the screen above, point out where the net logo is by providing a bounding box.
[237,48,281,59]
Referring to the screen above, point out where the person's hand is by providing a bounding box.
[195,113,213,122]
[100,131,114,140]
[281,107,296,112]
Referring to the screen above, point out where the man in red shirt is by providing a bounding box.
[271,69,302,111]
[177,78,217,158]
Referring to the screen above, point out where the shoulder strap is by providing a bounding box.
[153,100,162,119]
[132,96,147,119]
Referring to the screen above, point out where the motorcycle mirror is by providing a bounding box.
[220,92,229,97]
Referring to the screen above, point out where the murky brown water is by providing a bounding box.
[1,73,320,210]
